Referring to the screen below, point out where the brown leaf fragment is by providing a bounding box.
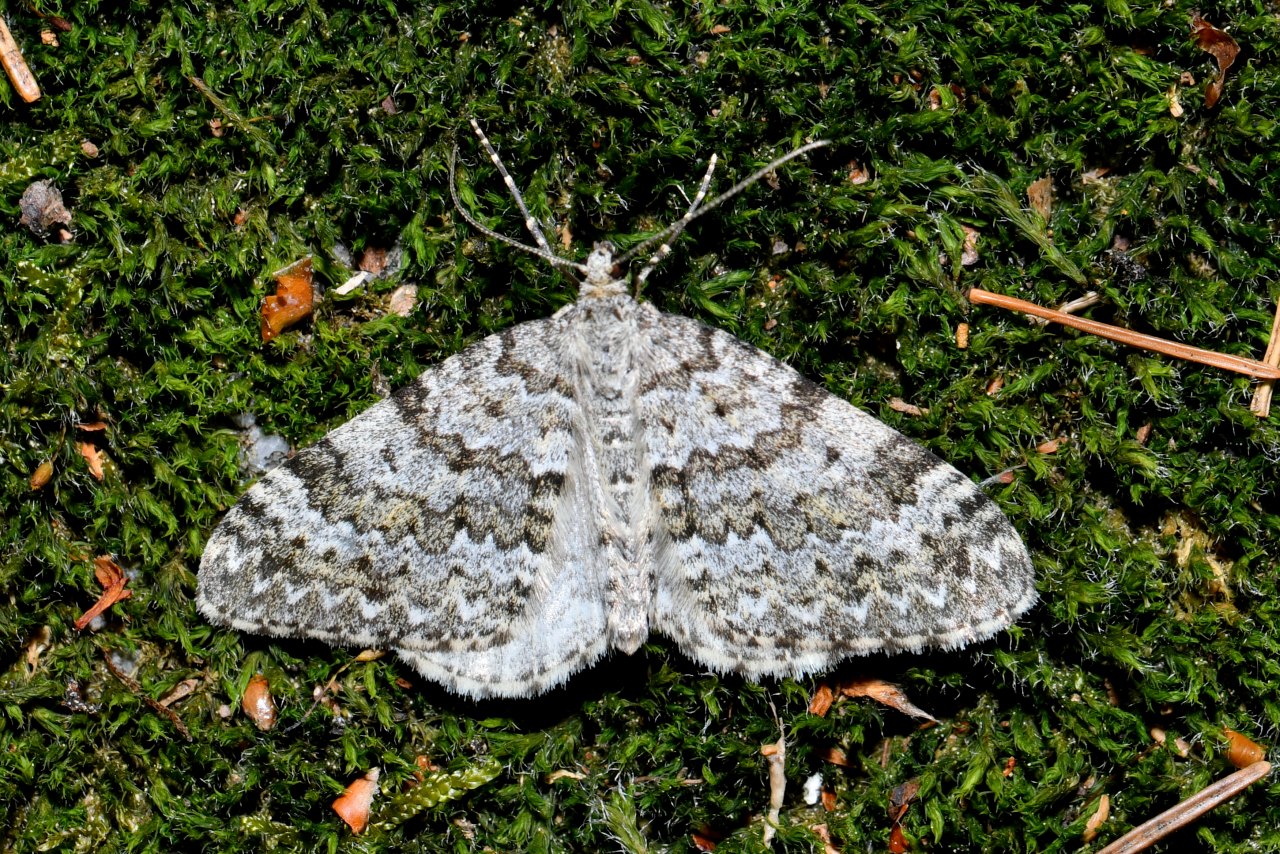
[888,398,928,418]
[1027,176,1053,221]
[960,225,980,266]
[380,95,398,114]
[1191,14,1240,109]
[19,180,71,238]
[1223,729,1265,768]
[956,322,969,349]
[821,789,837,812]
[847,161,870,185]
[242,673,278,731]
[25,625,52,673]
[710,24,731,35]
[261,257,314,341]
[77,441,104,480]
[73,556,133,630]
[158,678,201,707]
[358,246,388,275]
[1002,756,1017,777]
[821,746,849,766]
[40,29,57,46]
[30,459,53,490]
[808,683,835,716]
[839,679,936,722]
[78,421,108,431]
[333,768,380,834]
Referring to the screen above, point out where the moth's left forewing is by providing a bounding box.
[636,308,1035,678]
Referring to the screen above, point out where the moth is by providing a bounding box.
[198,123,1035,698]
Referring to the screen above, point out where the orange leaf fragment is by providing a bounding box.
[1082,793,1110,843]
[691,830,718,851]
[73,556,133,630]
[839,679,936,722]
[1191,14,1240,109]
[1223,729,1265,768]
[261,257,315,342]
[889,822,910,853]
[77,442,104,480]
[78,421,108,431]
[242,673,278,731]
[809,682,835,716]
[822,746,849,766]
[333,768,380,834]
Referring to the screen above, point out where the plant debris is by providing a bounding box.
[261,257,315,342]
[73,556,132,630]
[1191,14,1240,109]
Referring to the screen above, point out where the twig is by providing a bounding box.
[1096,761,1271,854]
[1248,300,1280,417]
[104,651,193,741]
[0,13,41,102]
[968,288,1280,381]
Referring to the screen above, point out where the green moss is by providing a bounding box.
[4,0,1280,850]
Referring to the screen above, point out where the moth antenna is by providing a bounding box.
[617,139,830,271]
[633,154,718,289]
[449,139,587,274]
[468,119,558,256]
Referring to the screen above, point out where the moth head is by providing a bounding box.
[580,242,627,299]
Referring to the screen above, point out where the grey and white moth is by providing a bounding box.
[198,125,1035,699]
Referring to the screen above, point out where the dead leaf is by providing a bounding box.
[242,673,278,731]
[1191,14,1240,109]
[1082,793,1110,842]
[158,678,201,707]
[1027,176,1053,221]
[25,626,52,673]
[261,257,315,342]
[380,95,398,114]
[41,29,58,46]
[986,375,1004,396]
[839,679,936,722]
[888,779,921,823]
[1036,437,1066,454]
[78,421,108,431]
[808,683,834,716]
[960,225,980,266]
[333,768,380,834]
[1168,85,1184,117]
[821,746,849,766]
[358,246,388,275]
[710,24,731,35]
[956,322,969,349]
[1002,756,1017,777]
[821,789,837,812]
[19,180,72,239]
[77,441,104,480]
[847,161,870,185]
[692,829,720,851]
[1223,729,1265,768]
[387,284,418,317]
[888,398,928,418]
[73,556,133,630]
[30,460,53,490]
